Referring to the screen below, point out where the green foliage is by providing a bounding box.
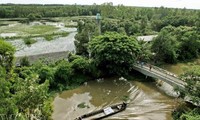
[0,40,53,118]
[17,67,34,79]
[54,61,73,86]
[138,40,153,62]
[89,32,141,75]
[77,102,89,108]
[172,103,200,120]
[38,66,55,84]
[121,95,130,102]
[19,56,30,67]
[71,56,90,74]
[172,103,190,120]
[44,35,54,41]
[152,26,200,63]
[74,19,98,56]
[173,65,200,120]
[152,28,179,63]
[178,31,200,60]
[0,39,15,72]
[0,67,18,114]
[68,53,83,62]
[27,13,42,21]
[179,65,200,105]
[14,75,49,111]
[41,97,54,119]
[180,108,200,120]
[23,37,37,45]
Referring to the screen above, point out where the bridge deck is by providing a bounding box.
[132,63,200,107]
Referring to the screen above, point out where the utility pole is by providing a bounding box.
[96,13,101,35]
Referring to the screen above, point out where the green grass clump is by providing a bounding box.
[77,102,90,109]
[121,95,130,102]
[23,37,37,45]
[44,35,54,41]
[60,32,69,37]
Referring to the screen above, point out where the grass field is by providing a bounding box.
[0,24,58,36]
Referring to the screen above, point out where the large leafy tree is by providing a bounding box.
[89,32,141,75]
[178,31,200,60]
[74,20,98,56]
[152,29,179,63]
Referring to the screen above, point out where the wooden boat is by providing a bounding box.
[75,102,127,120]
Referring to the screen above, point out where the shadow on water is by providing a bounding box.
[52,77,177,120]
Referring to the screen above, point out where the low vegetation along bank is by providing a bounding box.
[0,23,69,42]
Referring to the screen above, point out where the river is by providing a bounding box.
[52,77,177,120]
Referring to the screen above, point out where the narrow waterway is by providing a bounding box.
[52,78,177,120]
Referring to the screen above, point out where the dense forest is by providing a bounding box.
[0,3,200,29]
[0,3,200,120]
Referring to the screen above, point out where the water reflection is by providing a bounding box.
[53,78,176,120]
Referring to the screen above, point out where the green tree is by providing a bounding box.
[178,31,200,60]
[152,29,179,63]
[89,32,141,75]
[74,20,98,56]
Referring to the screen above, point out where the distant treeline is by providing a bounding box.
[1,3,199,31]
[0,3,199,20]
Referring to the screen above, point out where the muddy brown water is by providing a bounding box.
[52,78,177,120]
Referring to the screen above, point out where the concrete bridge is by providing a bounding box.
[132,63,200,106]
[133,63,186,89]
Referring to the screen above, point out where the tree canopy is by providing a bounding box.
[89,32,141,75]
[152,28,179,63]
[152,26,200,63]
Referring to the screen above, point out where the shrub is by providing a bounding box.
[20,56,30,67]
[54,61,73,86]
[44,35,54,41]
[23,38,37,45]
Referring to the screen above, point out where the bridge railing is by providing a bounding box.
[133,62,184,82]
[134,63,186,88]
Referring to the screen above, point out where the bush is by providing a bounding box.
[44,35,54,41]
[38,66,55,84]
[71,56,89,74]
[20,56,30,67]
[23,38,37,45]
[54,61,73,86]
[68,53,82,62]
